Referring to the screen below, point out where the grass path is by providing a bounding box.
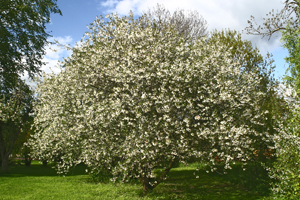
[0,161,270,199]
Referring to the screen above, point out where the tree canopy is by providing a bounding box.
[0,0,61,86]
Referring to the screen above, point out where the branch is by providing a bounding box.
[152,157,177,189]
[244,0,299,39]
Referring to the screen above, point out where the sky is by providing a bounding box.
[43,0,290,80]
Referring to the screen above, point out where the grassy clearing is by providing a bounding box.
[0,161,278,199]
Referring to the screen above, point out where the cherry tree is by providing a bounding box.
[29,12,275,195]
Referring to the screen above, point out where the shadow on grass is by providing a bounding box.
[145,167,267,200]
[1,161,271,199]
[0,161,87,177]
[212,162,273,196]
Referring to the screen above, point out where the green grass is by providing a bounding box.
[0,161,278,199]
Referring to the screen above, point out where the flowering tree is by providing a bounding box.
[29,12,275,195]
[209,29,288,162]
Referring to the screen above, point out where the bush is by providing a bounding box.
[268,132,300,199]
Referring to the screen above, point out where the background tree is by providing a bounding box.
[245,1,300,197]
[12,118,34,166]
[245,0,300,94]
[0,79,34,172]
[29,12,277,195]
[143,4,208,43]
[245,0,299,39]
[0,0,61,172]
[281,16,300,95]
[0,0,61,87]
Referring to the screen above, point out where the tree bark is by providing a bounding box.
[1,155,9,173]
[139,158,177,195]
[140,177,154,196]
[24,154,32,167]
[0,121,8,173]
[42,160,48,167]
[0,122,20,173]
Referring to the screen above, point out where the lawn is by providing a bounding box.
[0,161,277,200]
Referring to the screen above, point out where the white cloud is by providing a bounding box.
[100,0,285,55]
[100,0,121,13]
[100,0,119,9]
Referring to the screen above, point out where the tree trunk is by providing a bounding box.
[1,155,9,173]
[24,154,32,167]
[139,158,177,195]
[140,177,154,196]
[42,160,47,167]
[0,121,21,173]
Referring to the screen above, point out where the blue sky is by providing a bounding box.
[43,0,289,80]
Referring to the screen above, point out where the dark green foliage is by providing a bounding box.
[0,79,34,172]
[0,0,61,86]
[282,15,300,95]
